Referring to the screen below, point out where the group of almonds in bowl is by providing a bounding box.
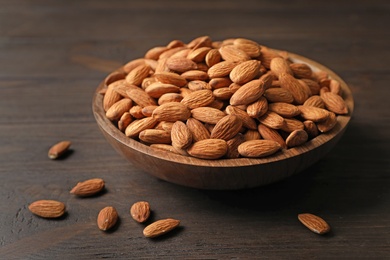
[101,35,349,160]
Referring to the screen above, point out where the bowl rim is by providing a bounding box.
[92,50,354,168]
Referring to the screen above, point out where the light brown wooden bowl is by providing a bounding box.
[92,51,354,190]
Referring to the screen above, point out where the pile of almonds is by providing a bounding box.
[101,36,348,159]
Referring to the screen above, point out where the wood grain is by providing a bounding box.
[0,0,389,258]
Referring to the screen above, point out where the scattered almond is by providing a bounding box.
[29,200,66,218]
[143,218,180,238]
[48,141,71,160]
[130,201,151,223]
[298,213,331,235]
[97,206,118,231]
[70,178,105,197]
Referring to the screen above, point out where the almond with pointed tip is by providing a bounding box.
[28,200,66,218]
[238,139,281,158]
[130,201,151,223]
[210,115,243,141]
[230,79,266,106]
[70,178,105,197]
[97,206,118,231]
[298,213,330,235]
[48,141,71,160]
[143,218,180,238]
[187,139,228,159]
[229,60,261,85]
[320,91,348,115]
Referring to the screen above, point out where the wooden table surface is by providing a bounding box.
[1,0,389,259]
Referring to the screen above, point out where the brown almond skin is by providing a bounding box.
[48,141,71,160]
[97,206,118,231]
[28,200,66,218]
[187,139,228,159]
[238,140,281,158]
[143,218,180,238]
[70,178,105,197]
[298,213,331,235]
[130,201,151,223]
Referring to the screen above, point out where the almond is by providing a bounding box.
[166,57,197,73]
[48,141,71,160]
[230,79,266,106]
[258,111,285,129]
[97,206,118,231]
[191,107,226,124]
[158,93,183,105]
[225,105,257,130]
[154,72,187,87]
[139,129,172,144]
[145,82,180,99]
[226,133,245,158]
[125,117,158,138]
[28,200,66,218]
[209,77,232,89]
[181,70,209,81]
[317,111,338,133]
[244,129,261,141]
[104,71,127,87]
[144,46,169,60]
[233,38,261,58]
[246,96,268,118]
[270,57,293,78]
[143,218,180,238]
[118,112,133,132]
[130,201,151,223]
[152,102,191,122]
[300,78,321,95]
[187,139,228,159]
[258,46,282,69]
[298,105,330,122]
[210,115,243,141]
[105,98,133,121]
[258,124,287,149]
[298,213,330,235]
[125,64,151,86]
[238,139,281,158]
[205,49,222,67]
[219,44,250,62]
[229,60,261,85]
[289,63,313,79]
[150,144,189,156]
[130,105,145,119]
[303,120,319,138]
[320,91,348,115]
[279,73,310,104]
[187,47,211,62]
[303,95,325,108]
[263,87,294,104]
[267,102,300,118]
[171,121,193,149]
[286,129,309,148]
[181,89,215,109]
[280,118,305,133]
[186,118,210,142]
[103,83,122,111]
[208,60,239,78]
[70,178,105,197]
[126,87,157,107]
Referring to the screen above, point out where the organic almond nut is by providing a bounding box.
[208,60,239,78]
[103,83,122,112]
[279,73,310,104]
[300,78,321,95]
[303,120,319,138]
[105,98,133,121]
[208,99,225,110]
[143,218,180,238]
[187,35,212,49]
[187,47,211,62]
[141,105,158,117]
[219,44,250,62]
[159,46,188,60]
[145,82,180,99]
[238,139,281,158]
[167,39,185,49]
[213,87,233,100]
[166,57,197,73]
[126,87,157,108]
[142,77,157,89]
[28,200,66,218]
[320,91,348,115]
[280,118,305,133]
[205,49,222,67]
[303,95,325,108]
[150,144,189,156]
[48,141,71,160]
[225,105,257,130]
[97,206,118,231]
[258,46,282,68]
[70,178,105,197]
[267,102,300,118]
[289,63,313,79]
[139,129,172,144]
[298,213,330,235]
[125,117,158,138]
[158,93,183,105]
[191,107,226,124]
[316,111,338,133]
[209,77,232,89]
[154,72,187,87]
[258,124,287,149]
[233,38,261,58]
[171,121,193,149]
[286,129,309,148]
[210,115,243,141]
[258,111,285,129]
[230,79,266,106]
[187,139,228,159]
[181,89,215,109]
[118,112,133,132]
[130,201,151,223]
[104,70,127,87]
[263,87,294,104]
[186,118,211,142]
[246,96,268,118]
[270,57,293,78]
[144,46,169,60]
[181,70,209,81]
[244,129,262,141]
[229,60,261,85]
[152,102,191,122]
[298,105,330,122]
[125,64,151,86]
[329,79,342,95]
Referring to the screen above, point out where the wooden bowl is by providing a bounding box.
[92,52,354,190]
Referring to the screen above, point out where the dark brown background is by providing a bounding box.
[1,0,389,259]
